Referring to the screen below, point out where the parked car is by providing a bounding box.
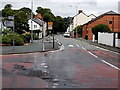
[63,32,70,37]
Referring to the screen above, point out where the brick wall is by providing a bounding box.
[82,15,120,40]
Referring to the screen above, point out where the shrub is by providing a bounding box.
[92,24,111,40]
[23,33,31,43]
[2,35,12,44]
[14,35,24,46]
[2,33,24,46]
[33,34,39,40]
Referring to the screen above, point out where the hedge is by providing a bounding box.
[2,34,24,46]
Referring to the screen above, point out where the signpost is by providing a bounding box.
[48,22,53,30]
[5,16,15,51]
[48,22,54,49]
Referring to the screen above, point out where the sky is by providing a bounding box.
[0,0,120,17]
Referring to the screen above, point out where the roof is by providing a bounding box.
[105,10,120,15]
[32,18,44,26]
[83,10,120,26]
[73,10,96,18]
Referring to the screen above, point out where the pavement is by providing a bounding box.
[1,35,120,55]
[77,38,120,53]
[1,36,59,55]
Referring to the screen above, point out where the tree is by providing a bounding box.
[15,10,29,34]
[63,17,72,32]
[4,4,12,9]
[53,16,64,33]
[19,7,32,16]
[73,25,82,37]
[2,4,14,17]
[92,24,111,40]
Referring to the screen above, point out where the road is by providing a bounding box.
[1,35,119,88]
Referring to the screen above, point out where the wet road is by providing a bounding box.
[1,35,119,88]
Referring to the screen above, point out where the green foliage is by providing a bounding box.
[63,17,72,33]
[19,7,32,16]
[14,35,24,46]
[14,10,29,34]
[36,6,67,33]
[92,24,111,40]
[2,33,24,46]
[21,33,31,43]
[4,4,12,9]
[33,34,39,40]
[1,4,71,35]
[73,25,82,37]
[2,35,12,44]
[2,4,30,34]
[2,28,12,35]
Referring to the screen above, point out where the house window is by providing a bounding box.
[34,25,37,28]
[109,21,112,24]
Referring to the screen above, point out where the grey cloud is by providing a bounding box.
[0,0,119,17]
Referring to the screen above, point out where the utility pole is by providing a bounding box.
[42,20,45,51]
[69,5,78,38]
[76,6,78,38]
[31,0,33,43]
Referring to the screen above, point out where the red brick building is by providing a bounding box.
[82,11,120,40]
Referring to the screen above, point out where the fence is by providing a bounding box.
[98,32,120,48]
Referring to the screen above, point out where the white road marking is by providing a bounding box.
[59,45,64,50]
[82,47,86,51]
[76,44,79,47]
[68,44,74,48]
[81,45,119,70]
[101,60,120,70]
[88,51,98,58]
[76,39,120,55]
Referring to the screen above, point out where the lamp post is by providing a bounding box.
[75,6,78,38]
[31,0,33,43]
[69,5,78,38]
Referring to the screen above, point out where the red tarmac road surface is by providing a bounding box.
[1,48,119,88]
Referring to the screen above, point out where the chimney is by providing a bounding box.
[78,10,83,14]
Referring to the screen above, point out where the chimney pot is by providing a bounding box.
[78,10,83,14]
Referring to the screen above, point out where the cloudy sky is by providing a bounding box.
[0,0,120,17]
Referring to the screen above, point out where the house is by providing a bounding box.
[72,10,96,29]
[118,1,120,14]
[82,10,120,40]
[68,10,96,37]
[28,13,47,39]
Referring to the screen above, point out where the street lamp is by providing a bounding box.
[31,0,33,43]
[69,5,78,38]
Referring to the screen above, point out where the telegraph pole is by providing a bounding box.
[76,6,78,38]
[31,0,33,43]
[42,19,45,51]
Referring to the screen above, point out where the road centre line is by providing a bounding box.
[82,47,86,51]
[81,46,119,70]
[101,60,120,70]
[76,39,119,55]
[88,51,98,58]
[76,44,79,47]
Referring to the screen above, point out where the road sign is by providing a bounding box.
[8,16,14,20]
[4,21,14,27]
[48,22,53,30]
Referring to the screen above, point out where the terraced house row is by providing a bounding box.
[68,10,120,40]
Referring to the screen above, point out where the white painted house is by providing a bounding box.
[28,18,47,39]
[72,10,96,29]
